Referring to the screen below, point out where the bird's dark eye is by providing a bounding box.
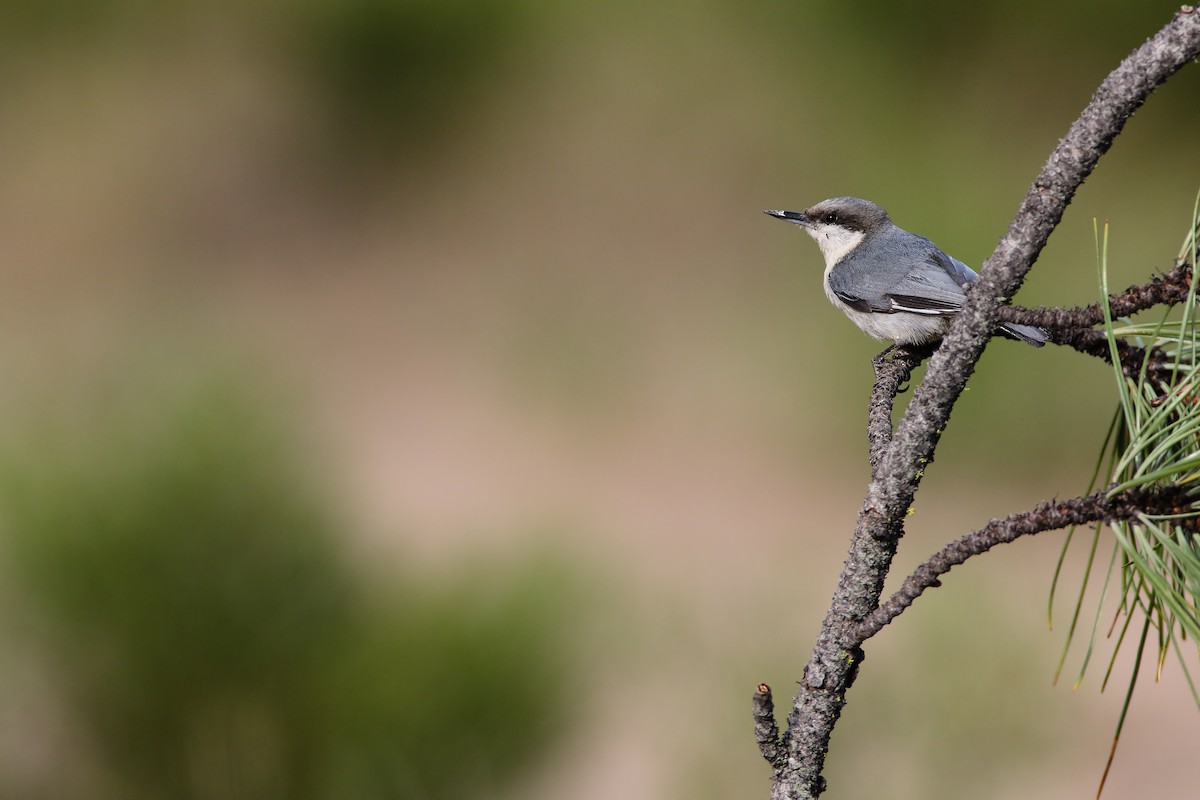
[823,212,839,224]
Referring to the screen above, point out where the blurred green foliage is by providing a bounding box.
[0,0,539,146]
[0,378,576,800]
[287,0,532,145]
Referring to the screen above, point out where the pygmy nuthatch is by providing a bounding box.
[766,197,1047,347]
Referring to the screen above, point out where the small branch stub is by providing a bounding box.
[753,683,785,769]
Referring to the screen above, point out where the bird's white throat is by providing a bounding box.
[805,225,865,270]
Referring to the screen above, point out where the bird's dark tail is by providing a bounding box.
[999,322,1048,347]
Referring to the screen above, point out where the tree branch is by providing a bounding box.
[867,345,934,476]
[997,260,1192,376]
[853,486,1192,641]
[995,258,1194,330]
[765,9,1200,799]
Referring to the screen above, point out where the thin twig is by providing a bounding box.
[996,259,1194,330]
[998,261,1191,377]
[854,487,1192,641]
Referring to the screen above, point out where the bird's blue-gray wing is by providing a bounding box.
[886,247,978,315]
[829,236,973,315]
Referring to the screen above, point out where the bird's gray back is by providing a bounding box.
[827,225,977,313]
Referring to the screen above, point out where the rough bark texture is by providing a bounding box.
[764,9,1200,799]
[866,345,934,476]
[1000,259,1192,378]
[753,684,785,769]
[997,259,1194,330]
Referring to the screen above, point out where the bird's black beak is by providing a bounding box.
[764,209,811,227]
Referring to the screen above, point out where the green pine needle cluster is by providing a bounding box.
[1053,194,1200,791]
[1098,196,1200,682]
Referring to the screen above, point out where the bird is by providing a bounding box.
[765,197,1047,347]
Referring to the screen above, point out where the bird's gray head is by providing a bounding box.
[764,197,892,268]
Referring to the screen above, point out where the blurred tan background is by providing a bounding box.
[0,2,1197,798]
